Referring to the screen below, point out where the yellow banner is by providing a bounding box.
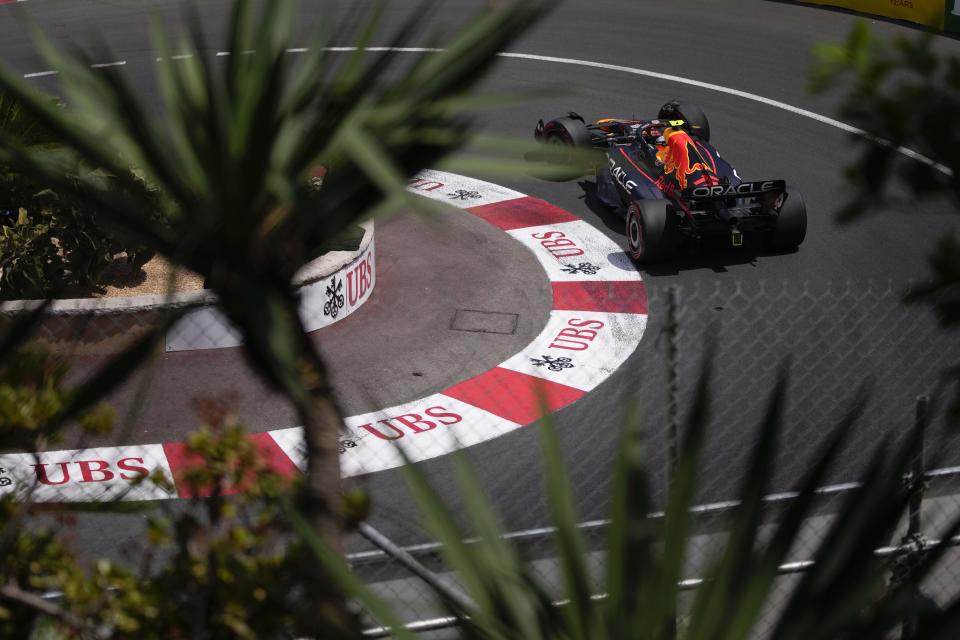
[804,0,945,28]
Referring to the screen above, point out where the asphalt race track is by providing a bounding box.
[4,0,960,573]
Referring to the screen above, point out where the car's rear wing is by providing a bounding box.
[682,180,786,200]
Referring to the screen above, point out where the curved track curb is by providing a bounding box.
[0,171,647,503]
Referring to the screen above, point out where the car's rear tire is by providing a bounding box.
[626,200,679,264]
[771,186,807,249]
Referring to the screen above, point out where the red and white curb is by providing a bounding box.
[0,171,647,502]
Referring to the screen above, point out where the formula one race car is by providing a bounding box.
[534,100,806,263]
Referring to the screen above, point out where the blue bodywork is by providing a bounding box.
[533,112,797,250]
[595,137,740,215]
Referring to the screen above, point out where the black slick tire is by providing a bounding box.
[626,200,679,264]
[540,116,592,180]
[771,186,807,249]
[542,115,591,148]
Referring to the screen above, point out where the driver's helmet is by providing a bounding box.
[657,100,686,128]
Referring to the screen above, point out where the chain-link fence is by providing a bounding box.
[346,279,960,637]
[4,276,960,637]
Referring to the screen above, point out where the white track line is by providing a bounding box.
[19,46,950,177]
[495,51,952,176]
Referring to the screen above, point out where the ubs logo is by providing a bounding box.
[31,458,150,485]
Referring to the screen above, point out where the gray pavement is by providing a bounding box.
[64,208,552,447]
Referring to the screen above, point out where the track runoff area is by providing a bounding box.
[0,171,649,504]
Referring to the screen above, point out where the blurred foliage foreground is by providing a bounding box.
[5,343,960,639]
[811,21,960,420]
[0,0,553,635]
[0,344,333,639]
[1,3,960,640]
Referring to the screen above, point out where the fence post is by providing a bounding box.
[664,285,679,640]
[665,285,679,484]
[906,396,928,538]
[357,522,475,613]
[897,395,938,640]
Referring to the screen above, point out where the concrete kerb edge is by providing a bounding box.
[0,219,375,324]
[293,219,375,286]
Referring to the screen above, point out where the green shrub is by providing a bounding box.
[0,89,157,301]
[0,205,60,299]
[0,90,58,148]
[0,174,154,300]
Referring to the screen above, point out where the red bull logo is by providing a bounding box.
[656,128,716,190]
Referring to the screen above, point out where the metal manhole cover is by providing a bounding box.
[450,309,519,335]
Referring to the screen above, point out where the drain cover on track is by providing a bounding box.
[450,309,519,335]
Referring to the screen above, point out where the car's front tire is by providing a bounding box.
[539,115,592,181]
[542,115,592,148]
[627,200,679,264]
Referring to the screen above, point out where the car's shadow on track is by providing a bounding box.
[577,180,799,276]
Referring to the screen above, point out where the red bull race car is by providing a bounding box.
[534,100,806,264]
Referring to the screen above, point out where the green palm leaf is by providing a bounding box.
[0,1,553,628]
[391,349,960,640]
